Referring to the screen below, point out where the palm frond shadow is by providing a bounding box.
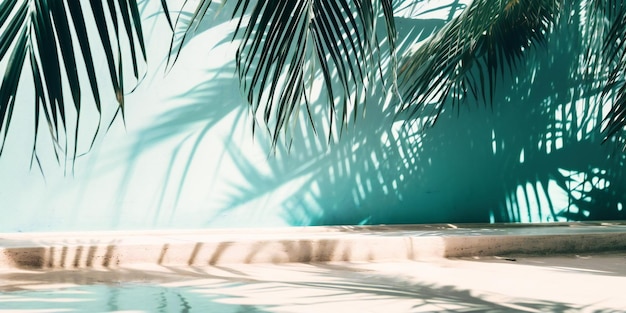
[206,10,452,226]
[103,1,626,227]
[488,1,626,222]
[300,263,586,313]
[103,2,421,228]
[113,60,245,227]
[0,252,599,313]
[221,1,626,226]
[201,4,480,225]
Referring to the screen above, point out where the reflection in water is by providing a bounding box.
[1,259,619,313]
[0,284,264,313]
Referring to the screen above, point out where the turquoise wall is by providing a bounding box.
[0,0,624,232]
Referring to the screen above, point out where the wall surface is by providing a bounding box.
[1,0,624,232]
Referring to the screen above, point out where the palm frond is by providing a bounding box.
[597,3,626,142]
[0,0,148,167]
[397,0,562,125]
[177,0,397,146]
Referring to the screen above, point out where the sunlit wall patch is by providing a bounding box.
[507,179,567,223]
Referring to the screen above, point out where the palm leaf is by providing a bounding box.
[397,0,562,125]
[597,3,626,142]
[0,0,148,167]
[176,0,397,146]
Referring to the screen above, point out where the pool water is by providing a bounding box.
[0,283,265,313]
[1,258,625,312]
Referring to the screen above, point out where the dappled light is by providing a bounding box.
[1,255,624,312]
[2,1,626,311]
[95,0,626,229]
[2,0,626,231]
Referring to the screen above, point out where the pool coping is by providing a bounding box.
[1,221,626,269]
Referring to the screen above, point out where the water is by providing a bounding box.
[0,283,266,313]
[3,258,623,312]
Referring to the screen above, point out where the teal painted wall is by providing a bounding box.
[0,1,624,232]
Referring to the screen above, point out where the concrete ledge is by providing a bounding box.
[1,222,626,269]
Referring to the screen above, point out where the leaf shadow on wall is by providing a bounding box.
[113,62,247,227]
[206,9,452,225]
[114,1,626,228]
[269,2,626,225]
[107,2,450,228]
[193,1,626,226]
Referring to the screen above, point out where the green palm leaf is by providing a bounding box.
[0,0,148,167]
[597,3,626,142]
[397,0,562,124]
[176,0,397,146]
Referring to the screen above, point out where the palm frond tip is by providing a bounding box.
[397,0,562,123]
[177,0,397,146]
[0,0,147,165]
